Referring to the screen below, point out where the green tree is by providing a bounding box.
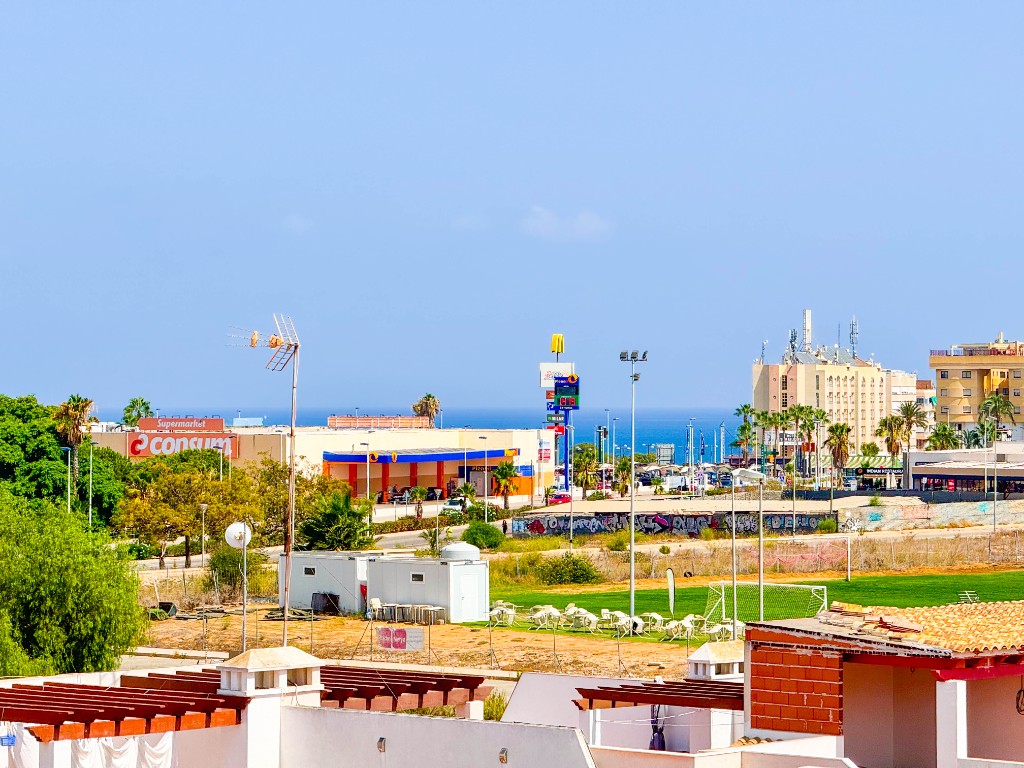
[0,489,144,672]
[731,422,754,464]
[52,394,95,485]
[788,404,815,475]
[462,520,504,549]
[825,423,852,485]
[409,486,429,520]
[613,456,632,497]
[860,442,880,457]
[420,525,453,557]
[650,476,665,495]
[980,392,1016,437]
[490,461,520,510]
[298,490,374,550]
[572,445,598,495]
[897,402,928,451]
[927,423,961,451]
[412,394,441,427]
[121,397,154,428]
[0,395,69,501]
[456,482,477,504]
[875,415,903,467]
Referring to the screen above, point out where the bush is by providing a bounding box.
[699,526,716,540]
[606,530,629,552]
[659,544,671,555]
[496,536,563,553]
[816,518,838,534]
[484,690,508,721]
[126,542,156,560]
[586,491,610,501]
[869,495,882,507]
[207,545,269,592]
[462,521,505,550]
[537,552,602,585]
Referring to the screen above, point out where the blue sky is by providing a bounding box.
[3,4,1024,415]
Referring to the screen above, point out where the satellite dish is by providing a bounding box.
[225,521,252,549]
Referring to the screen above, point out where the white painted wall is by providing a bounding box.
[892,667,936,768]
[366,557,488,623]
[282,552,367,613]
[503,673,636,728]
[843,662,894,768]
[278,705,597,768]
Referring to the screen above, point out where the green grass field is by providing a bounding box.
[491,569,1024,620]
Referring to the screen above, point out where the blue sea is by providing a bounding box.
[100,405,745,463]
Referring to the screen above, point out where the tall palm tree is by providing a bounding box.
[897,402,928,453]
[412,394,441,427]
[754,410,771,470]
[731,422,754,465]
[735,404,756,428]
[408,486,429,521]
[122,397,154,428]
[490,461,520,510]
[52,394,95,485]
[825,422,852,513]
[788,404,815,475]
[980,392,1015,439]
[875,416,903,479]
[573,447,599,495]
[927,423,960,451]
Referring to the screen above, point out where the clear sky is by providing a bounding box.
[4,4,1024,415]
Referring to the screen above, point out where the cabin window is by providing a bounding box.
[303,567,316,576]
[411,573,425,583]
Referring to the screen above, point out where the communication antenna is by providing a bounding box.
[788,329,798,356]
[234,314,300,646]
[850,316,859,360]
[760,339,768,364]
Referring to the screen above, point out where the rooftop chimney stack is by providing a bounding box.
[802,309,812,352]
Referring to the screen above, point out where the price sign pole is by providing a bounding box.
[553,374,581,491]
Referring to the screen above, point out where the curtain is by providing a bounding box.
[70,733,166,768]
[10,724,39,768]
[138,732,173,768]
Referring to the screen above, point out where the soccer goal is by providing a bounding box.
[703,581,828,625]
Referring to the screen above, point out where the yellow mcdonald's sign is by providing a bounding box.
[550,334,565,355]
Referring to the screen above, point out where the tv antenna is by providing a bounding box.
[850,316,859,360]
[236,314,301,646]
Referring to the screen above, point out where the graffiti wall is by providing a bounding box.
[510,512,837,538]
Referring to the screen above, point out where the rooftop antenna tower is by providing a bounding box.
[235,314,300,646]
[760,339,768,364]
[802,309,812,352]
[788,329,798,356]
[850,316,859,360]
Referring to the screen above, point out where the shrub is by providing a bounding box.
[126,542,156,560]
[587,491,610,501]
[462,521,505,550]
[659,544,671,555]
[496,536,563,553]
[207,545,269,592]
[699,526,716,541]
[868,495,882,507]
[484,690,508,721]
[537,552,602,585]
[816,518,838,534]
[606,530,629,552]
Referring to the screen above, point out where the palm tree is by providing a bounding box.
[897,402,928,453]
[408,486,429,521]
[731,422,754,465]
[735,404,756,430]
[825,422,851,514]
[613,457,631,498]
[875,416,903,464]
[456,482,477,504]
[962,429,983,449]
[927,423,961,451]
[788,404,815,476]
[490,461,520,510]
[122,397,154,428]
[412,394,441,427]
[573,447,599,495]
[980,392,1015,439]
[754,410,771,470]
[53,394,95,485]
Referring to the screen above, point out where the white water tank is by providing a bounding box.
[440,542,480,561]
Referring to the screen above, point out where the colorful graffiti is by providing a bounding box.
[510,512,837,537]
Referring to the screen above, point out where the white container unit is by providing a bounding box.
[280,552,370,614]
[365,544,489,623]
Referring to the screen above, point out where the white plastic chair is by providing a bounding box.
[368,598,385,621]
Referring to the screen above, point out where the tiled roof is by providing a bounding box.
[823,601,1024,654]
[689,640,745,664]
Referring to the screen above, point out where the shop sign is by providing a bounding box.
[376,627,424,651]
[137,417,225,432]
[129,433,236,458]
[539,362,575,388]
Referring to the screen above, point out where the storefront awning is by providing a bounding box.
[323,447,517,464]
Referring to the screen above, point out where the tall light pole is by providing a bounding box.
[733,469,767,636]
[225,521,252,651]
[604,409,610,465]
[199,503,208,568]
[60,447,71,514]
[479,436,489,523]
[619,350,648,622]
[612,417,619,465]
[565,425,575,551]
[360,441,372,500]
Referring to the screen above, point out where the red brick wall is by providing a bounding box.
[749,645,844,735]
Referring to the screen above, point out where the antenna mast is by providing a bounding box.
[850,316,859,360]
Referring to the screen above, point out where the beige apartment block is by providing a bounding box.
[929,333,1024,432]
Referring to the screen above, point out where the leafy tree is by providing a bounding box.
[421,525,453,557]
[299,490,374,550]
[462,520,504,549]
[0,611,50,676]
[490,461,520,510]
[572,445,598,494]
[0,489,144,672]
[731,422,754,464]
[121,397,154,428]
[650,476,665,495]
[927,423,961,451]
[897,402,928,450]
[980,392,1015,437]
[52,394,95,484]
[0,395,67,501]
[875,415,903,467]
[409,486,429,520]
[456,482,477,503]
[412,394,441,427]
[860,442,880,457]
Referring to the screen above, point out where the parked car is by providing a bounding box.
[549,493,572,505]
[426,487,444,501]
[443,496,468,512]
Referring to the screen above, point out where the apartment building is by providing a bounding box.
[929,332,1024,438]
[752,310,917,452]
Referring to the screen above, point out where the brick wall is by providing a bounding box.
[748,645,843,735]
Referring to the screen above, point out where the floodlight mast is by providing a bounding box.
[244,314,300,646]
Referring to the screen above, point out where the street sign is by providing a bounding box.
[553,375,581,410]
[546,402,560,412]
[547,413,565,423]
[545,389,554,400]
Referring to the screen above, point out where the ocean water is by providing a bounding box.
[110,405,746,463]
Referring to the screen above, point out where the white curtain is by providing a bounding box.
[137,733,172,768]
[69,733,167,768]
[71,738,103,768]
[10,724,39,768]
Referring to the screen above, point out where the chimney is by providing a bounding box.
[802,309,812,352]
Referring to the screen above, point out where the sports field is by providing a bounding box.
[491,569,1024,621]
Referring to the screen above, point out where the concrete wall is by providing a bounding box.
[365,557,489,623]
[967,676,1024,763]
[502,672,638,728]
[843,663,894,768]
[283,553,365,613]
[279,705,597,768]
[891,668,936,768]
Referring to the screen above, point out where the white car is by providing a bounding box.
[443,497,468,513]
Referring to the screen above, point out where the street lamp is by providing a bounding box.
[604,408,610,464]
[199,503,208,568]
[478,436,489,523]
[732,468,767,635]
[619,349,648,622]
[565,424,575,552]
[59,447,71,514]
[612,417,619,465]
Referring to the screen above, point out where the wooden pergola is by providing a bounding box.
[574,679,744,711]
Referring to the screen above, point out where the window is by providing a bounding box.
[1015,389,1021,398]
[303,566,316,576]
[1016,407,1022,415]
[781,377,788,391]
[781,394,788,408]
[411,573,425,583]
[941,406,950,414]
[816,375,820,390]
[963,406,972,414]
[940,370,949,379]
[816,394,820,407]
[962,371,972,379]
[940,389,948,397]
[1003,388,1010,396]
[963,388,972,397]
[1015,370,1022,379]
